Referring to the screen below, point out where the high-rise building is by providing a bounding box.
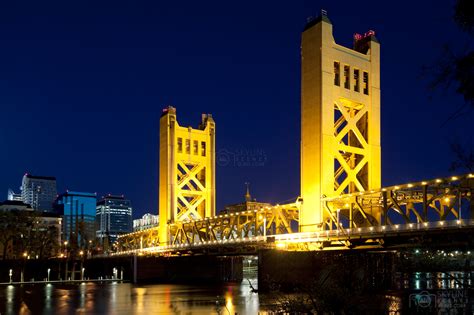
[96,195,132,246]
[133,213,159,231]
[20,174,57,212]
[7,189,22,201]
[55,191,97,246]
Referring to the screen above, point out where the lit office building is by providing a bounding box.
[7,189,22,201]
[55,191,97,246]
[133,213,159,231]
[20,174,57,212]
[96,195,132,246]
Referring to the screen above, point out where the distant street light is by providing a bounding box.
[47,268,50,282]
[9,269,12,283]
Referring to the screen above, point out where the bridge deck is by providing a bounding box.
[114,173,474,255]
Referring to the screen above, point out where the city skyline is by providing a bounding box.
[0,1,471,219]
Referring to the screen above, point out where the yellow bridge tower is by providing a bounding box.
[158,106,216,244]
[300,12,381,231]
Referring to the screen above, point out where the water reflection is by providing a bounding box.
[397,271,473,290]
[0,273,472,314]
[0,280,262,315]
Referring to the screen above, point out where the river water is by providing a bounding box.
[0,279,262,315]
[0,272,473,314]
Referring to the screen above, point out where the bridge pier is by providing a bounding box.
[257,249,397,292]
[132,255,243,284]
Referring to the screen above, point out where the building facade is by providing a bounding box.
[7,189,22,201]
[21,174,57,212]
[0,206,61,259]
[0,200,33,212]
[96,195,132,246]
[221,184,272,214]
[133,213,159,231]
[55,191,97,247]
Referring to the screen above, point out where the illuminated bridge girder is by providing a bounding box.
[170,204,299,245]
[116,174,474,254]
[321,174,474,234]
[117,203,299,252]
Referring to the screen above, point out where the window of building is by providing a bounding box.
[334,61,340,86]
[201,142,206,156]
[354,69,360,92]
[185,139,190,154]
[177,138,183,153]
[363,71,369,95]
[193,140,198,155]
[344,65,350,89]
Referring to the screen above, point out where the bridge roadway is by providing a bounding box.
[111,218,474,257]
[113,173,474,256]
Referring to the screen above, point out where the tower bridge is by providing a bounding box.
[113,12,474,257]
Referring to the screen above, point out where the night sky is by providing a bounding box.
[0,1,471,219]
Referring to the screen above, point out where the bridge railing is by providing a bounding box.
[321,173,474,237]
[112,218,474,256]
[115,173,473,254]
[116,202,299,252]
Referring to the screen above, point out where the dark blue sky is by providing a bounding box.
[0,1,471,218]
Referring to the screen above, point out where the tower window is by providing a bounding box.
[354,69,360,92]
[201,142,206,156]
[193,140,198,155]
[344,65,350,89]
[185,139,190,154]
[177,138,183,153]
[334,62,340,86]
[363,72,369,95]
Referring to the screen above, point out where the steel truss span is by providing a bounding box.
[115,174,474,255]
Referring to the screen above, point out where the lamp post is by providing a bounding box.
[47,268,50,282]
[21,252,27,283]
[64,241,68,281]
[337,209,340,234]
[259,215,267,241]
[263,216,267,241]
[9,269,12,283]
[88,240,93,258]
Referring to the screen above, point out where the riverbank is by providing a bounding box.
[0,278,126,286]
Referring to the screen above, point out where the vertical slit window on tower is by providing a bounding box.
[201,142,206,156]
[177,138,183,153]
[344,65,350,89]
[185,139,190,154]
[334,61,340,86]
[363,71,369,95]
[193,140,198,155]
[354,69,360,92]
